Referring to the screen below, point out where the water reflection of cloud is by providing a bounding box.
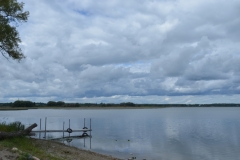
[1,108,240,160]
[165,118,180,140]
[159,115,240,160]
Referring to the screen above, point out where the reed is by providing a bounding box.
[0,121,25,132]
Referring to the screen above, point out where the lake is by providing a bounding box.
[0,107,240,160]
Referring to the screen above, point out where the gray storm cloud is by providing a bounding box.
[1,0,240,103]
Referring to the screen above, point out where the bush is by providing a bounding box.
[0,121,25,132]
[47,101,65,106]
[120,102,135,107]
[13,100,35,107]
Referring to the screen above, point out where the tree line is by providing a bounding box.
[0,100,240,108]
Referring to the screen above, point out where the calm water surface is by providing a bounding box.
[0,107,240,160]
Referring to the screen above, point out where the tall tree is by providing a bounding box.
[0,0,29,61]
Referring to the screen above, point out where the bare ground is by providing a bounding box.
[0,139,120,160]
[0,148,19,160]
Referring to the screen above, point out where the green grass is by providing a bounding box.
[0,121,63,160]
[0,121,25,132]
[1,137,62,160]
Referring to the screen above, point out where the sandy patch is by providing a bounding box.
[0,148,19,160]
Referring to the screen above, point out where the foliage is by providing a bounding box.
[56,101,65,106]
[0,121,25,132]
[0,122,61,159]
[0,0,29,61]
[120,102,135,106]
[13,100,35,107]
[18,152,37,160]
[47,101,65,106]
[47,101,56,106]
[1,101,240,108]
[0,102,12,107]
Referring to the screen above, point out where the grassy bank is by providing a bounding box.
[0,137,62,159]
[0,122,60,159]
[1,138,119,160]
[0,122,119,160]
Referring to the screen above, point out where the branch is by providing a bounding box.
[0,45,10,61]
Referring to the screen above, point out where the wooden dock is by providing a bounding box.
[30,118,92,138]
[31,129,92,133]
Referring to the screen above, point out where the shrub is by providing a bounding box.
[0,121,25,132]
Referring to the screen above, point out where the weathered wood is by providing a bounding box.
[0,123,37,140]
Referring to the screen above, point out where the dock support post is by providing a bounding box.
[84,118,85,128]
[40,118,41,130]
[63,122,65,138]
[39,118,41,139]
[84,136,85,147]
[45,117,47,139]
[90,118,92,149]
[90,118,91,131]
[68,119,70,137]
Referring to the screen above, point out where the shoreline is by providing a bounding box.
[0,138,120,160]
[0,106,165,110]
[32,139,121,160]
[0,105,239,111]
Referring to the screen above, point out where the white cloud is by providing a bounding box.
[1,0,240,103]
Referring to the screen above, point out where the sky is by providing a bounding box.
[1,0,240,104]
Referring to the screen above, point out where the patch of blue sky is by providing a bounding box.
[75,9,92,16]
[114,61,151,73]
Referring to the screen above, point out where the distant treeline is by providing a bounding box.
[0,100,240,108]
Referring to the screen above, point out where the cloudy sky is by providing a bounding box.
[1,0,240,104]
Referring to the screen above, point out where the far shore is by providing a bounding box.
[1,105,240,111]
[0,106,165,111]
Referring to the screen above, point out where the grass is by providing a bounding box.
[0,121,25,132]
[0,137,62,160]
[0,121,64,160]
